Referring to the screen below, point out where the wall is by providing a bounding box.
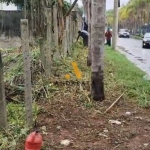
[0,10,23,38]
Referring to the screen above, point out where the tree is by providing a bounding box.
[91,0,105,101]
[0,51,7,129]
[106,0,150,34]
[2,0,71,40]
[106,9,114,26]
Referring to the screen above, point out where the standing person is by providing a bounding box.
[105,28,112,46]
[77,30,89,47]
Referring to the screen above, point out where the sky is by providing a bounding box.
[0,0,130,10]
[69,0,130,10]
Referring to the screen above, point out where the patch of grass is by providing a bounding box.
[131,35,142,40]
[0,103,40,150]
[1,48,42,150]
[51,42,150,107]
[105,46,150,107]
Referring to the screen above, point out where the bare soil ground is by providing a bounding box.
[36,91,150,150]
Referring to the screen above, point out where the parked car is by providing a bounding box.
[119,29,130,38]
[142,33,150,48]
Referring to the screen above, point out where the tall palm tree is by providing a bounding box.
[107,0,150,34]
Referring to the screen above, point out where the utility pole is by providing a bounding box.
[112,0,119,50]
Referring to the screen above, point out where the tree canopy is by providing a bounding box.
[106,0,150,33]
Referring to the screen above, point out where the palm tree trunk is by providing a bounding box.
[91,0,105,101]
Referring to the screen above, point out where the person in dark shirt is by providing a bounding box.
[105,28,112,46]
[81,15,88,31]
[83,21,88,31]
[77,30,89,47]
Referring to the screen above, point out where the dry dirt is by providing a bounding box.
[35,91,150,150]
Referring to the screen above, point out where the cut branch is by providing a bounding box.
[104,92,124,114]
[65,0,78,17]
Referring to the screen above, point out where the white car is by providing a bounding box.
[119,29,130,38]
[142,33,150,48]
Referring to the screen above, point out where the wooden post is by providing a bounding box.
[69,16,71,47]
[78,13,82,30]
[53,5,60,58]
[39,37,45,66]
[72,4,78,41]
[45,8,52,78]
[87,0,92,66]
[21,19,33,127]
[72,21,75,42]
[69,16,73,46]
[74,19,78,37]
[62,30,67,57]
[71,19,74,44]
[77,13,80,31]
[66,17,70,54]
[30,0,34,45]
[0,51,7,129]
[73,21,76,42]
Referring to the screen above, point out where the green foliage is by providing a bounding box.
[2,0,71,11]
[106,0,150,29]
[63,0,71,15]
[105,46,150,107]
[106,9,114,26]
[0,48,41,149]
[0,103,40,150]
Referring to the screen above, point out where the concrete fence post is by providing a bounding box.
[21,19,33,127]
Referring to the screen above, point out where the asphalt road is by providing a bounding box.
[117,37,150,76]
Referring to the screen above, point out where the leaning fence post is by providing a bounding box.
[21,19,33,128]
[69,16,73,46]
[66,17,70,54]
[53,5,60,58]
[0,51,7,129]
[62,30,67,57]
[45,8,52,78]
